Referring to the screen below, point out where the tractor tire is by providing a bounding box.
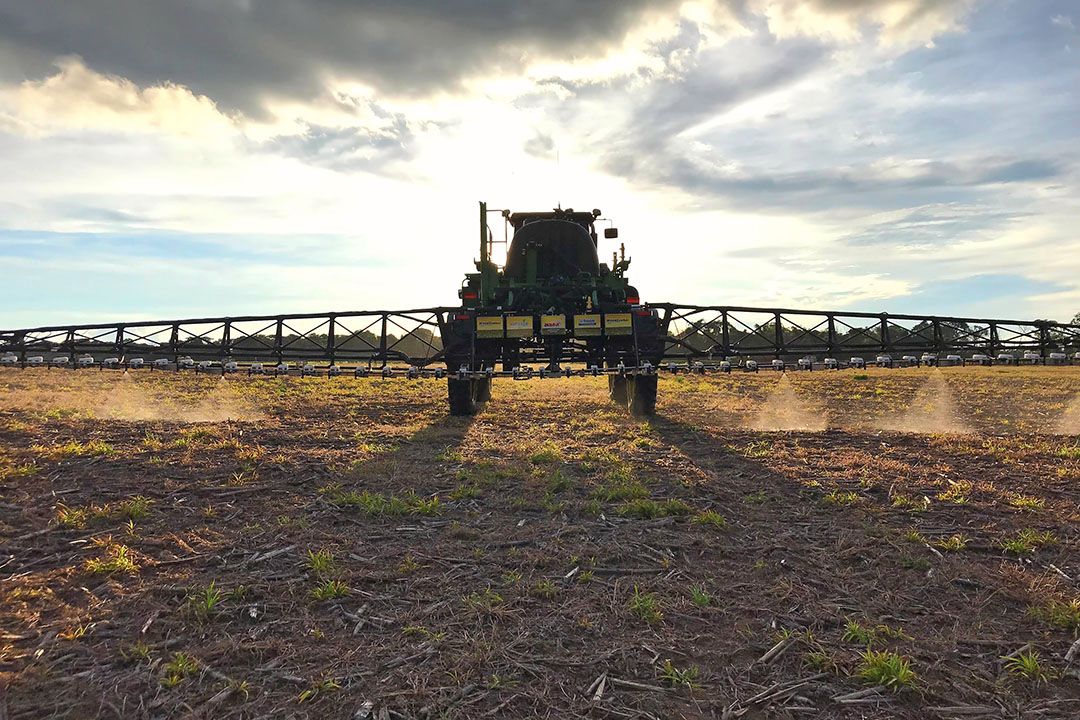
[608,375,629,406]
[474,377,492,403]
[628,375,657,416]
[447,378,477,416]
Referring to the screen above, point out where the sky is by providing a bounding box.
[0,0,1078,329]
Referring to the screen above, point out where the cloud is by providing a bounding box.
[0,56,234,138]
[523,131,556,160]
[264,118,413,173]
[751,0,980,46]
[650,154,1062,211]
[0,0,690,118]
[0,1,984,120]
[1051,14,1074,30]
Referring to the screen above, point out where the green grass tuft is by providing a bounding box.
[85,544,138,574]
[628,586,663,624]
[310,579,350,601]
[617,498,692,519]
[692,510,726,529]
[658,658,699,689]
[856,649,917,691]
[1002,649,1053,683]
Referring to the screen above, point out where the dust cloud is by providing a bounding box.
[881,370,970,434]
[1057,395,1080,435]
[749,374,828,431]
[0,372,263,423]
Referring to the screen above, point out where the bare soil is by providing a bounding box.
[1,367,1078,719]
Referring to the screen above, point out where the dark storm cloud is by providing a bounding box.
[0,0,685,117]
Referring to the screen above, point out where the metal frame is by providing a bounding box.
[655,305,1080,359]
[2,305,1078,366]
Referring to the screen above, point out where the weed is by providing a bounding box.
[935,480,972,505]
[56,504,90,529]
[547,467,572,494]
[446,520,479,540]
[843,619,875,646]
[629,586,663,624]
[900,555,931,571]
[1008,493,1046,511]
[59,624,90,641]
[402,625,447,642]
[298,678,341,703]
[1055,445,1080,460]
[693,510,727,529]
[805,651,834,671]
[398,554,421,574]
[501,570,522,586]
[188,581,223,620]
[743,490,768,504]
[0,458,37,481]
[856,649,917,691]
[1002,649,1053,683]
[533,580,557,600]
[875,624,912,642]
[658,658,700,689]
[742,441,772,458]
[228,679,252,701]
[437,447,463,463]
[690,584,711,607]
[464,587,504,611]
[85,544,138,574]
[529,441,564,465]
[901,529,926,543]
[1028,598,1080,631]
[306,549,337,576]
[326,488,441,516]
[410,494,442,515]
[113,495,152,521]
[449,483,480,500]
[934,534,969,552]
[310,579,350,601]
[33,439,114,459]
[161,652,198,687]
[1000,529,1057,555]
[591,474,649,502]
[823,490,860,506]
[891,494,930,512]
[617,498,692,519]
[121,640,152,663]
[581,499,602,516]
[578,570,594,583]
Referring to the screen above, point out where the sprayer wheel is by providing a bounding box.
[474,377,491,403]
[608,375,629,405]
[447,378,477,416]
[628,375,657,416]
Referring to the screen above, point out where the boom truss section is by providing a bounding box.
[2,305,1078,367]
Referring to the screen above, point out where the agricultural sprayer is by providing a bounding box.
[2,202,1080,416]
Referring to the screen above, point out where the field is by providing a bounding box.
[1,367,1079,719]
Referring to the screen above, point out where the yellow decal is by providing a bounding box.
[574,314,602,337]
[604,313,633,335]
[475,315,504,339]
[506,316,534,338]
[540,315,567,335]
